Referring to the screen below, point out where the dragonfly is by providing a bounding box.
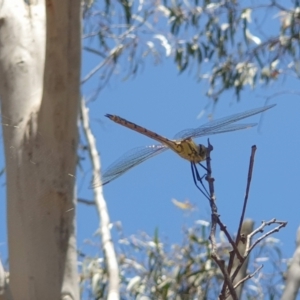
[98,104,275,196]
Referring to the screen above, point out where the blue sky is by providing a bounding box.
[0,2,299,296]
[76,5,300,282]
[78,52,300,269]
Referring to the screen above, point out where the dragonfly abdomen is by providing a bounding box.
[105,114,172,145]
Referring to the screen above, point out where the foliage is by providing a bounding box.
[79,1,295,299]
[83,0,300,102]
[79,222,286,299]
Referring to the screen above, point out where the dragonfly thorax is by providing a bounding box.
[197,144,207,162]
[170,139,207,163]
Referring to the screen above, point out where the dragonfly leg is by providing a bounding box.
[199,162,208,172]
[191,163,210,199]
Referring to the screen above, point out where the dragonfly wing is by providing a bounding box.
[94,145,168,187]
[175,104,275,139]
[173,128,194,140]
[175,123,258,139]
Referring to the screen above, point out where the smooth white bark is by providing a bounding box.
[281,227,300,300]
[81,100,120,300]
[0,1,81,299]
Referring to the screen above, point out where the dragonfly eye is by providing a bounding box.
[198,144,207,161]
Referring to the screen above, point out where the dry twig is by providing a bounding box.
[203,144,287,300]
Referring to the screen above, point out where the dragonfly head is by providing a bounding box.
[197,144,207,162]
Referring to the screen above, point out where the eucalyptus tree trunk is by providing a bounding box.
[0,1,81,299]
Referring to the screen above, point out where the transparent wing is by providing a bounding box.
[174,123,257,139]
[93,145,168,187]
[175,104,276,139]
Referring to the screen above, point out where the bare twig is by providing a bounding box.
[205,139,215,199]
[226,220,255,300]
[80,98,120,300]
[236,145,257,246]
[246,219,287,254]
[229,219,287,284]
[233,265,263,290]
[225,264,263,299]
[206,139,218,255]
[205,140,238,300]
[217,218,243,262]
[212,256,238,300]
[205,143,286,300]
[227,265,264,300]
[222,146,257,296]
[78,198,95,205]
[81,45,124,84]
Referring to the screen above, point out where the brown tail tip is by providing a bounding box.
[105,114,113,119]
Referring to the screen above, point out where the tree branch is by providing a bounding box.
[80,98,120,300]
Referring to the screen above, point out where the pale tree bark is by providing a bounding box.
[0,1,81,299]
[281,226,300,300]
[228,219,254,300]
[0,259,8,300]
[81,100,120,300]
